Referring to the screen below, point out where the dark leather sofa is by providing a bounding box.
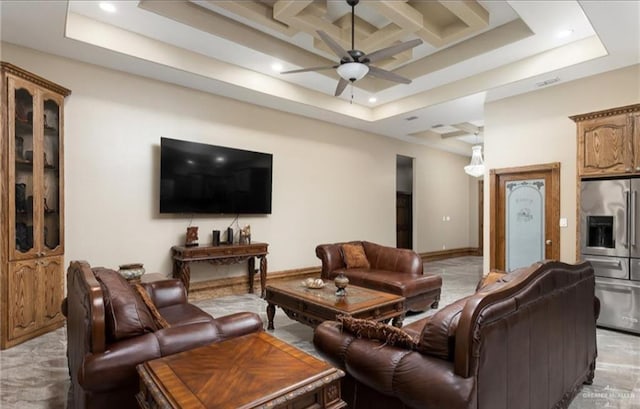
[316,241,442,312]
[64,260,264,409]
[313,261,599,409]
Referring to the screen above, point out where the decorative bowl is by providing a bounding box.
[302,278,325,289]
[118,263,145,281]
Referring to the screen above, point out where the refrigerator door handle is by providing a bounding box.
[623,190,629,247]
[632,191,637,247]
[584,258,622,269]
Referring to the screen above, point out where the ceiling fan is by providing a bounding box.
[281,0,423,97]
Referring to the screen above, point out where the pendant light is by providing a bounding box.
[464,132,485,177]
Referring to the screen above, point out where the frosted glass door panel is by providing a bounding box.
[506,179,545,271]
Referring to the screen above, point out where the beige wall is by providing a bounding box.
[412,148,477,251]
[484,64,640,271]
[2,43,478,280]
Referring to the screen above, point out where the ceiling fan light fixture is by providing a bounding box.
[464,145,485,178]
[337,62,369,82]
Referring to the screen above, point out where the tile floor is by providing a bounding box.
[0,256,638,408]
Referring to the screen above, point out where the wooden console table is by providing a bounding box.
[171,242,268,297]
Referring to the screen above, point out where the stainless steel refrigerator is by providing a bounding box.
[580,178,640,334]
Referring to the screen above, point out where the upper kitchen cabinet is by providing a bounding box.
[571,104,640,177]
[1,62,70,349]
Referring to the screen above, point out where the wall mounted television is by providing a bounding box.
[160,137,272,214]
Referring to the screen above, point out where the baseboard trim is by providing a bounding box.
[420,247,482,262]
[188,266,321,301]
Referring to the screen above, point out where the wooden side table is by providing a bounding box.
[140,273,168,283]
[171,243,269,296]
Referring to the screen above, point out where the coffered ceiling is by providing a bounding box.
[1,1,638,155]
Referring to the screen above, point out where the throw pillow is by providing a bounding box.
[133,284,171,329]
[475,271,507,292]
[475,262,544,293]
[337,315,416,349]
[341,243,370,269]
[416,295,472,361]
[94,268,158,342]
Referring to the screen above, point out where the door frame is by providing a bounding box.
[478,180,484,255]
[489,162,560,270]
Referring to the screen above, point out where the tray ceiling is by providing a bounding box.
[1,1,638,155]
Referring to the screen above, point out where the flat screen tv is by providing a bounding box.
[160,137,272,214]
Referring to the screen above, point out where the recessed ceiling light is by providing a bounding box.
[271,63,283,72]
[368,97,377,103]
[556,29,574,39]
[99,2,117,13]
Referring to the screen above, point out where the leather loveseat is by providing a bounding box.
[64,260,264,409]
[313,260,599,409]
[316,241,442,312]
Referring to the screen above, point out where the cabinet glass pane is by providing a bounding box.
[14,87,35,254]
[43,98,61,251]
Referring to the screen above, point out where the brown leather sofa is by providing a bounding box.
[64,260,264,409]
[316,241,442,312]
[313,261,599,409]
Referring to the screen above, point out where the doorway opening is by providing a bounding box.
[397,155,414,249]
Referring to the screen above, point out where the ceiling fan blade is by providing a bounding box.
[281,65,337,74]
[334,78,349,96]
[317,30,352,62]
[367,66,412,84]
[363,39,423,63]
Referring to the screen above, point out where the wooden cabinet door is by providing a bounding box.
[7,260,39,341]
[578,114,633,176]
[39,257,64,323]
[40,91,65,257]
[8,76,41,261]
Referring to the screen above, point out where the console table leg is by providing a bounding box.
[173,261,191,294]
[260,256,268,298]
[248,257,256,294]
[266,303,275,330]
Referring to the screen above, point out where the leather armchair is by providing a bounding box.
[316,241,442,311]
[314,261,599,409]
[65,260,264,409]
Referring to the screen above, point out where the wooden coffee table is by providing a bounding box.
[265,279,406,329]
[136,332,346,409]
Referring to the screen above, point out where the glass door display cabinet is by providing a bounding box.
[1,62,70,349]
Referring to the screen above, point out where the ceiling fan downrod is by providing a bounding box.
[348,0,358,51]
